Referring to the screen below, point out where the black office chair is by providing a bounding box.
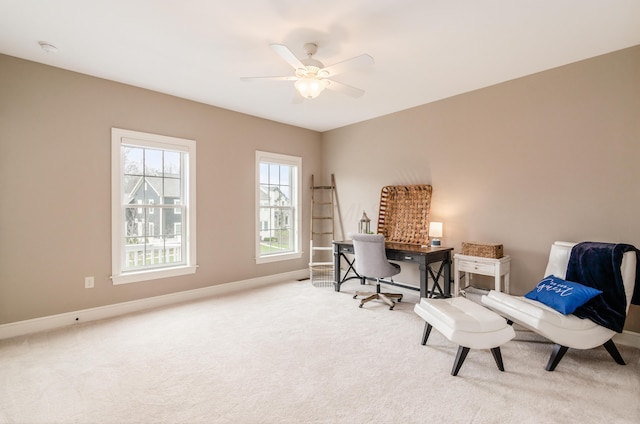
[351,233,402,310]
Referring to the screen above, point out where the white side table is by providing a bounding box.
[453,254,511,297]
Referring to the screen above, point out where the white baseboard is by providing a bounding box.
[614,330,640,349]
[0,269,310,341]
[3,270,639,350]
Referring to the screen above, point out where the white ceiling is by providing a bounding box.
[1,0,640,132]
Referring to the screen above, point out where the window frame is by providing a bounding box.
[111,128,197,284]
[255,150,302,264]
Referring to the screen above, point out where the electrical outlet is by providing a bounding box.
[85,276,94,289]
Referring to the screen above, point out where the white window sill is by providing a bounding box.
[255,252,302,264]
[111,265,198,285]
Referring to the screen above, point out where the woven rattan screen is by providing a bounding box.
[376,185,432,245]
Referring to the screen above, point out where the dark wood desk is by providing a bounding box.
[333,240,453,298]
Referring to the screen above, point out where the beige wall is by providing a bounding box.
[0,54,322,324]
[323,45,640,332]
[2,46,639,332]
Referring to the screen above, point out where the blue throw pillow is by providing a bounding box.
[524,275,603,315]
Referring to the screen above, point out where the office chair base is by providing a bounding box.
[355,291,402,310]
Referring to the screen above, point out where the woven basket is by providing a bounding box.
[461,242,504,259]
[376,185,432,245]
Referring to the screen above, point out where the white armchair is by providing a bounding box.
[482,241,637,371]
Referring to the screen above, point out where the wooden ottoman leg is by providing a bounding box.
[490,347,505,371]
[451,346,470,376]
[421,323,433,345]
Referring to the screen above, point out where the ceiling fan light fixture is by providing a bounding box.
[243,42,372,100]
[295,76,329,99]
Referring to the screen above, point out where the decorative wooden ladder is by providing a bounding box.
[309,174,336,287]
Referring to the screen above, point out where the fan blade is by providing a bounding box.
[269,44,306,71]
[325,80,365,98]
[241,76,298,82]
[322,54,374,77]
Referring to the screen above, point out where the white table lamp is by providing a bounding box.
[429,222,443,246]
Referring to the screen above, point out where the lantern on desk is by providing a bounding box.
[359,211,371,234]
[429,221,443,247]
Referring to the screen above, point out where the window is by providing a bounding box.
[111,128,197,284]
[255,151,302,264]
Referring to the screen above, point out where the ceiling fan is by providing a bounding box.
[241,43,374,100]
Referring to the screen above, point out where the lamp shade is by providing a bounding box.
[295,77,329,99]
[429,222,443,238]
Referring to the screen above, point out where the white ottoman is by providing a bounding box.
[414,297,515,376]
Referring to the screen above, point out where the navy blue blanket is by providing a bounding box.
[565,242,640,333]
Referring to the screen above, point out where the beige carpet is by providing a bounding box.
[1,279,639,424]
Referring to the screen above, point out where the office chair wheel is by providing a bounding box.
[389,305,395,310]
[353,295,357,299]
[359,304,364,308]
